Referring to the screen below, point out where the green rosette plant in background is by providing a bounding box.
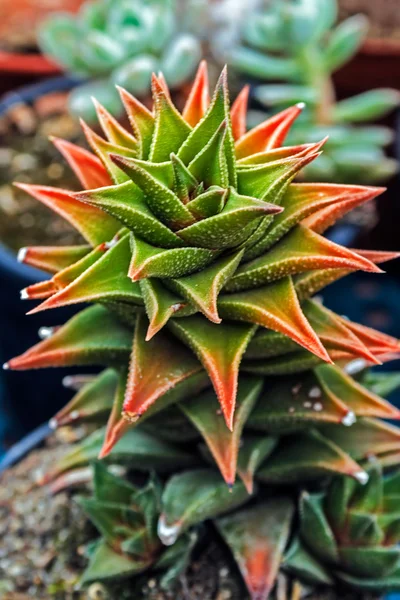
[38,0,206,121]
[231,0,400,183]
[6,62,400,597]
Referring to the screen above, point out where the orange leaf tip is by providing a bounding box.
[3,362,9,370]
[20,288,29,300]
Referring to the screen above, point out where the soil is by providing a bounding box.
[339,0,400,41]
[0,102,85,254]
[0,435,369,600]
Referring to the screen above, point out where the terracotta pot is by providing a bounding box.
[334,39,400,96]
[0,0,84,49]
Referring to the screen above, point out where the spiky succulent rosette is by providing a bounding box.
[8,62,400,460]
[7,61,400,596]
[286,462,400,591]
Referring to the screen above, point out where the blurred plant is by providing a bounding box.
[6,63,400,596]
[231,0,400,183]
[38,0,206,121]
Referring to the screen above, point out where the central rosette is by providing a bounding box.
[11,63,386,437]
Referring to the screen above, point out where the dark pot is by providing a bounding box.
[0,244,79,448]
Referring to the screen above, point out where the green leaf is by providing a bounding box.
[315,363,399,420]
[339,546,400,578]
[140,279,186,339]
[50,427,197,481]
[258,182,372,253]
[168,315,256,430]
[231,47,300,82]
[178,68,236,187]
[333,89,400,123]
[158,531,198,589]
[300,492,339,563]
[247,371,350,433]
[51,368,118,427]
[324,475,357,531]
[149,76,192,162]
[117,86,155,159]
[243,350,324,376]
[92,461,137,504]
[325,15,369,73]
[122,313,202,421]
[19,245,90,275]
[81,540,148,584]
[219,277,330,363]
[93,98,138,150]
[237,155,314,203]
[336,566,400,591]
[257,430,366,483]
[216,498,294,600]
[159,469,250,544]
[171,153,198,204]
[129,234,216,280]
[81,121,138,184]
[245,328,298,359]
[189,189,227,223]
[226,225,377,291]
[364,372,400,399]
[78,497,142,545]
[284,538,334,585]
[347,511,385,546]
[255,84,317,108]
[237,436,278,494]
[110,154,195,229]
[76,182,186,248]
[16,183,120,248]
[169,250,244,322]
[30,235,143,313]
[160,33,201,88]
[351,462,383,512]
[112,55,157,97]
[180,377,263,485]
[177,188,281,249]
[188,120,229,188]
[7,305,132,371]
[319,419,400,460]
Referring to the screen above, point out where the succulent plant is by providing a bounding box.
[286,462,400,591]
[6,63,400,596]
[77,461,197,585]
[230,0,400,183]
[39,0,205,121]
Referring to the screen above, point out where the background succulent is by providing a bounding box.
[230,0,400,183]
[6,63,400,596]
[38,0,206,121]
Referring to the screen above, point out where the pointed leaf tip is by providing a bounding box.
[182,60,210,127]
[230,85,249,141]
[235,104,304,159]
[51,136,112,190]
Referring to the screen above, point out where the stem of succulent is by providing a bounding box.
[299,46,336,126]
